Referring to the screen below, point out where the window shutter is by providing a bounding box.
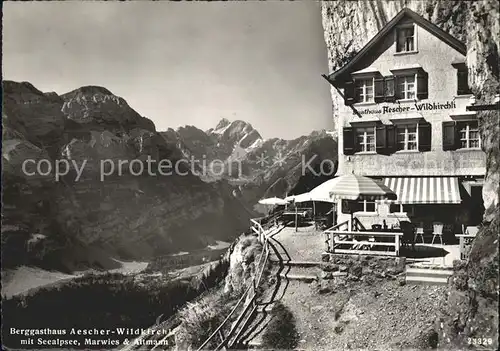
[418,121,431,151]
[354,129,363,153]
[384,76,395,102]
[394,76,402,100]
[457,69,472,95]
[341,200,351,214]
[374,78,385,102]
[376,125,387,154]
[386,125,396,153]
[344,81,355,106]
[343,127,355,155]
[416,71,428,100]
[442,121,458,151]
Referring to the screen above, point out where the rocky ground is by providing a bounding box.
[282,279,446,350]
[266,225,449,350]
[272,224,326,262]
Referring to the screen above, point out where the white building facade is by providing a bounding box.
[323,9,486,231]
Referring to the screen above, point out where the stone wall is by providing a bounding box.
[320,253,406,284]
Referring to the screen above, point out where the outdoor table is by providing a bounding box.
[366,228,400,242]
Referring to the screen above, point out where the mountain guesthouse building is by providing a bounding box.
[322,9,486,236]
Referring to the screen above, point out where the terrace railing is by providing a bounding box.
[324,219,403,256]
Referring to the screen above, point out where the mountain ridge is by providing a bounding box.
[1,81,255,271]
[2,80,338,272]
[160,118,338,206]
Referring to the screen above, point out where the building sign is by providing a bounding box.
[354,100,457,115]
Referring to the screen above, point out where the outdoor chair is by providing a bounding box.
[465,226,480,236]
[414,223,425,244]
[443,223,455,243]
[400,221,415,251]
[432,222,444,245]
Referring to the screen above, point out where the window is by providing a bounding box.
[355,78,374,103]
[396,124,418,151]
[342,200,376,213]
[356,127,375,152]
[396,75,416,100]
[457,68,472,95]
[458,121,481,149]
[389,204,414,215]
[396,26,415,52]
[390,204,403,213]
[354,200,376,213]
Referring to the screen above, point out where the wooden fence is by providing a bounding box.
[196,211,283,350]
[324,219,404,256]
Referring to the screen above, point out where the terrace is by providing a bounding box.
[322,217,477,267]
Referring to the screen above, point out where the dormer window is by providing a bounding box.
[396,75,416,100]
[396,26,415,52]
[355,78,374,103]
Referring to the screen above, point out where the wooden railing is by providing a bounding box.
[324,219,350,233]
[324,226,404,256]
[196,217,280,350]
[324,217,365,234]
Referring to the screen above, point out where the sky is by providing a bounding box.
[3,2,333,139]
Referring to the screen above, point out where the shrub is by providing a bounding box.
[225,236,265,294]
[176,291,235,349]
[262,302,299,349]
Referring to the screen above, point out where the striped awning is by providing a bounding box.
[328,174,397,201]
[381,177,462,204]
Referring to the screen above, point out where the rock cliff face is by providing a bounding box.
[321,1,499,348]
[1,81,253,271]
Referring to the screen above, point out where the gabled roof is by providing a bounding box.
[323,8,466,85]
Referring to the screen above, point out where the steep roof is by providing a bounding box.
[323,8,466,85]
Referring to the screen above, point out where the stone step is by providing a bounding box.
[406,267,454,277]
[406,276,449,285]
[278,272,317,282]
[320,271,348,278]
[269,259,322,267]
[407,263,452,269]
